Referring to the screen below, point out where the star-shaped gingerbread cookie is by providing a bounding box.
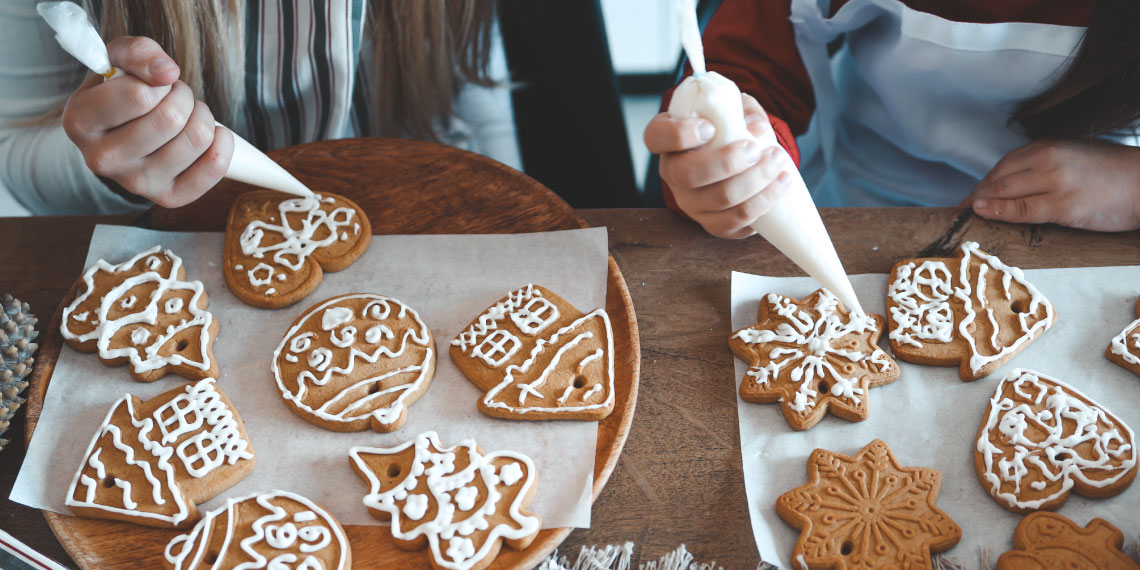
[997,512,1140,570]
[730,289,899,430]
[777,439,961,569]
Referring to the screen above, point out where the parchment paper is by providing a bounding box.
[13,224,612,528]
[732,267,1140,568]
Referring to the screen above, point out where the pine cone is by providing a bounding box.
[1,294,38,453]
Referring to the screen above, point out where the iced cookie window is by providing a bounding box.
[474,330,521,367]
[510,297,559,336]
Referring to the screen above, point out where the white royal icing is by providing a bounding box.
[237,194,356,292]
[349,432,540,570]
[452,285,543,351]
[887,260,954,348]
[976,369,1137,511]
[1109,314,1140,368]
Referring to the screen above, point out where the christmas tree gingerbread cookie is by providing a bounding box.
[349,431,541,570]
[224,190,371,309]
[886,241,1056,381]
[729,289,899,431]
[451,284,615,421]
[61,246,219,382]
[1107,295,1140,377]
[66,378,255,529]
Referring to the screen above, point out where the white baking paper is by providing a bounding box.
[13,224,611,528]
[732,267,1140,568]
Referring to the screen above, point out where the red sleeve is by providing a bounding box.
[660,0,814,213]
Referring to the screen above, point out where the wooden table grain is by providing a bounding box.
[4,202,1140,566]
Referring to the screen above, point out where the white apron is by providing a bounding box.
[789,0,1137,207]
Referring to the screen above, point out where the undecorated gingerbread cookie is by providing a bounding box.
[1107,295,1140,377]
[224,190,371,309]
[887,241,1056,381]
[975,369,1137,514]
[66,378,255,528]
[997,511,1140,570]
[164,490,351,570]
[349,431,541,570]
[450,284,615,421]
[777,439,961,569]
[729,289,899,431]
[61,245,219,382]
[272,293,435,432]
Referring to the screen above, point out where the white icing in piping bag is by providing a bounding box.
[37,1,315,199]
[669,0,863,314]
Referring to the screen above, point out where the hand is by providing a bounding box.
[645,94,792,238]
[62,36,233,208]
[963,139,1140,232]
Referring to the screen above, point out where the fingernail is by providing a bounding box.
[973,199,988,210]
[743,141,762,162]
[697,121,715,142]
[150,58,176,75]
[745,113,765,126]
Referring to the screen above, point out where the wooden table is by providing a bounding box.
[4,207,1140,567]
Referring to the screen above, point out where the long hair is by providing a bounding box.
[1011,0,1140,139]
[94,0,495,141]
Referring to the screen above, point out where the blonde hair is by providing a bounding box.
[95,0,495,141]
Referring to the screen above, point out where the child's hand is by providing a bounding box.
[965,140,1140,232]
[62,36,233,207]
[644,94,791,238]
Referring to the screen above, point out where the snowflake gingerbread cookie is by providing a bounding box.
[996,511,1140,570]
[61,246,219,382]
[450,285,615,421]
[349,431,541,570]
[776,439,962,569]
[164,490,351,570]
[729,289,899,431]
[1107,295,1140,377]
[272,293,435,432]
[887,241,1056,381]
[975,368,1137,514]
[66,378,255,529]
[224,190,371,309]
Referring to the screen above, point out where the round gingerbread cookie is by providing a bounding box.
[164,490,351,570]
[272,293,435,432]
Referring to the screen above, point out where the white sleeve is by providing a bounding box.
[451,23,523,171]
[0,0,146,215]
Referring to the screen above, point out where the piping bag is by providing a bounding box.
[668,0,863,314]
[36,1,315,199]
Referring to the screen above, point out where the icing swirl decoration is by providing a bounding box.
[975,369,1137,513]
[349,431,541,570]
[729,289,899,431]
[60,245,219,383]
[164,490,350,570]
[224,190,371,309]
[272,293,435,433]
[1106,295,1140,378]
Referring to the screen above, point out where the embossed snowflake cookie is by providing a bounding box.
[729,289,899,431]
[776,439,961,569]
[224,190,371,309]
[887,241,1056,381]
[273,293,435,432]
[975,369,1137,514]
[451,284,614,421]
[997,512,1140,570]
[1107,295,1140,377]
[61,246,219,382]
[349,431,541,570]
[66,378,255,529]
[164,490,351,570]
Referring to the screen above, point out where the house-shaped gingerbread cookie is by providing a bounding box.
[450,285,614,421]
[66,378,255,529]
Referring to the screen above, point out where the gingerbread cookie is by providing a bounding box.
[975,369,1137,514]
[66,378,255,528]
[729,289,899,431]
[777,439,961,569]
[224,190,371,309]
[887,241,1056,381]
[272,293,435,432]
[61,246,219,383]
[349,431,540,570]
[997,511,1140,570]
[450,285,614,421]
[164,490,351,570]
[1107,295,1140,377]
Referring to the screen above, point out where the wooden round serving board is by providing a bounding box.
[25,138,640,570]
